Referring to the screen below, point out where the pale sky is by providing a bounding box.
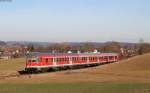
[0,0,150,42]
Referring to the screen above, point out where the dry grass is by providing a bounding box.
[0,54,150,84]
[0,58,25,76]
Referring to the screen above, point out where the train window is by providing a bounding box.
[89,57,93,60]
[61,58,63,62]
[60,58,63,62]
[94,57,97,60]
[56,58,59,62]
[45,58,49,63]
[81,57,84,60]
[57,58,61,62]
[81,57,87,61]
[72,57,75,61]
[64,58,66,62]
[32,60,36,62]
[28,58,39,63]
[76,57,78,61]
[40,58,42,62]
[73,57,78,61]
[109,56,114,60]
[99,57,103,60]
[57,58,64,62]
[67,58,69,61]
[104,57,108,60]
[28,60,32,63]
[50,58,53,62]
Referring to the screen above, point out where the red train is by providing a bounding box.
[25,52,120,72]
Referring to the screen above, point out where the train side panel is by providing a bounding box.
[25,53,120,72]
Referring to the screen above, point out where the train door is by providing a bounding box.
[56,57,70,65]
[104,56,109,62]
[72,57,79,64]
[80,57,88,64]
[41,57,53,66]
[89,56,98,63]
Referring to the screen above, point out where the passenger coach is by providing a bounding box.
[25,52,120,72]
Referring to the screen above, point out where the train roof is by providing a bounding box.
[27,52,119,58]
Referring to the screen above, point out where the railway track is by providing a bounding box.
[0,70,38,80]
[0,62,116,80]
[0,74,21,79]
[0,65,96,80]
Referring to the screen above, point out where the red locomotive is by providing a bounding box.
[25,52,120,72]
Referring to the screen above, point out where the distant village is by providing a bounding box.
[0,44,28,59]
[0,41,150,60]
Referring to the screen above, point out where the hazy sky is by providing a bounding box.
[0,0,150,42]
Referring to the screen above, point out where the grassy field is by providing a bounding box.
[0,58,25,71]
[0,58,25,76]
[0,83,150,93]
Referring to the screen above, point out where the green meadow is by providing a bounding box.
[0,83,150,93]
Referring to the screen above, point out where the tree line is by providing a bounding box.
[27,41,150,58]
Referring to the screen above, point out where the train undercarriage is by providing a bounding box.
[25,61,115,73]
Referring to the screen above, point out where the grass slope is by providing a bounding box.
[0,83,150,93]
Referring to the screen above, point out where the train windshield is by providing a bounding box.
[28,58,39,63]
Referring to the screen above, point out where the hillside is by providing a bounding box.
[98,53,150,71]
[0,54,150,84]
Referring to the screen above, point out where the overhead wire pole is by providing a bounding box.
[138,38,144,55]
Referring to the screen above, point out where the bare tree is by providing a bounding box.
[100,42,121,53]
[81,42,94,52]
